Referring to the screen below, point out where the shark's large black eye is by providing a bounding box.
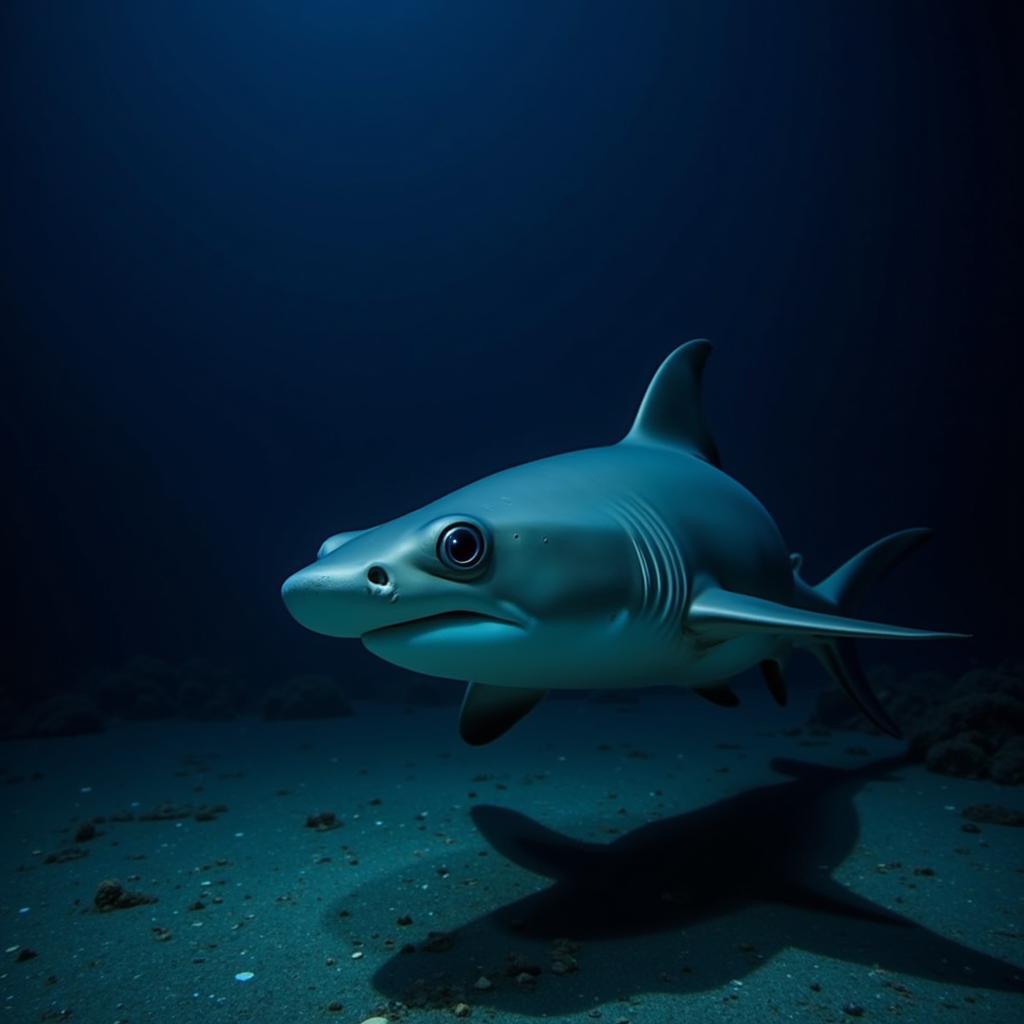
[438,523,487,570]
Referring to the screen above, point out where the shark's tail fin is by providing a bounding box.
[807,528,937,739]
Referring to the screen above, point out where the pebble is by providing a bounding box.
[473,976,493,991]
[843,1004,865,1017]
[359,1018,389,1024]
[453,1004,471,1018]
[234,971,255,982]
[351,951,364,960]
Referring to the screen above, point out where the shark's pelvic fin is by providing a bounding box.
[687,588,965,642]
[759,659,788,706]
[693,683,740,707]
[805,528,969,738]
[813,639,902,737]
[459,682,546,746]
[622,339,721,467]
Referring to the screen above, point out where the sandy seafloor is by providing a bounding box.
[1,689,1022,1024]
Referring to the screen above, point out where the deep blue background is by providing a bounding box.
[3,1,1021,698]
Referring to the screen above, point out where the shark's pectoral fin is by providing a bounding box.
[687,587,965,642]
[459,683,546,745]
[693,684,740,707]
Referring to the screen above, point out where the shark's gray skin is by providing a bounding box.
[282,341,964,744]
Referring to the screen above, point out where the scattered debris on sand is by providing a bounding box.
[137,801,229,822]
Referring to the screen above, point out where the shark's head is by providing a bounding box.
[280,457,638,687]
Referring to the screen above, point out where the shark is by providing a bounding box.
[281,340,964,744]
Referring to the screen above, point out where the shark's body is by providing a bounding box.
[282,341,963,743]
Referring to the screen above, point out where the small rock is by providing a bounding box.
[843,1004,865,1017]
[421,931,455,952]
[358,1018,389,1024]
[16,948,38,962]
[94,879,157,912]
[505,953,542,976]
[234,971,255,982]
[990,737,1024,785]
[305,811,342,832]
[516,971,536,989]
[74,822,97,843]
[44,848,88,865]
[453,1004,471,1018]
[473,976,493,990]
[396,914,413,926]
[962,803,1024,827]
[327,1001,343,1013]
[913,866,936,877]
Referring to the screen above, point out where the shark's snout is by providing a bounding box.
[281,559,392,638]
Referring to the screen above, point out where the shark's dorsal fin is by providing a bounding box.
[459,682,546,745]
[622,339,720,466]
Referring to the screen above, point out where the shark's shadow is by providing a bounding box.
[357,757,1022,1015]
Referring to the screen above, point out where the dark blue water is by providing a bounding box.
[3,0,1021,705]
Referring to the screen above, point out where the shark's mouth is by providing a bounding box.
[362,610,525,646]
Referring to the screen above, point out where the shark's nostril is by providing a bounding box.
[367,565,389,587]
